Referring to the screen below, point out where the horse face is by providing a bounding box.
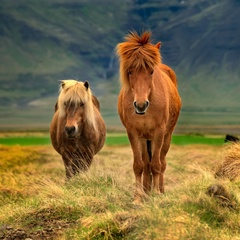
[128,68,153,114]
[64,101,85,138]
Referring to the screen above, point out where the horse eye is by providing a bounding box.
[80,102,84,107]
[150,70,154,76]
[128,70,132,76]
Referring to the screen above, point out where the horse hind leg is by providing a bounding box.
[142,140,152,193]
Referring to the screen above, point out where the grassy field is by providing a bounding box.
[0,133,239,239]
[0,132,226,146]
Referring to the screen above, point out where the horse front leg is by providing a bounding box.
[62,155,74,180]
[151,133,164,194]
[159,156,166,193]
[142,140,152,193]
[73,152,93,174]
[128,132,144,203]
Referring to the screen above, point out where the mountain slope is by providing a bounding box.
[0,0,240,130]
[162,0,240,110]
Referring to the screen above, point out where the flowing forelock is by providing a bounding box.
[116,31,162,87]
[57,80,97,130]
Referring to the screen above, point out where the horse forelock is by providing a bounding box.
[58,80,97,130]
[116,31,161,87]
[125,31,151,45]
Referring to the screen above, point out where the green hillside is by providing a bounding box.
[0,0,240,132]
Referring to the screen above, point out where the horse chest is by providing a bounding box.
[128,115,156,139]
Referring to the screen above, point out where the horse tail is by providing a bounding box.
[147,140,152,161]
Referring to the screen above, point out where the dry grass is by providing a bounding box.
[215,142,240,181]
[0,143,240,239]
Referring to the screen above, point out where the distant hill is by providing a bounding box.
[0,0,240,132]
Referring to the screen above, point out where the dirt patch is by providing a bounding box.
[0,220,74,240]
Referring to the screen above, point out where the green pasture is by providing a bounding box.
[0,133,225,146]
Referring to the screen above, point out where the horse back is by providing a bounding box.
[160,64,178,88]
[92,95,100,110]
[49,110,62,154]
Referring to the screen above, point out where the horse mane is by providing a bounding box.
[58,80,97,131]
[116,31,162,88]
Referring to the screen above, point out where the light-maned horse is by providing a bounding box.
[50,80,106,179]
[116,31,181,201]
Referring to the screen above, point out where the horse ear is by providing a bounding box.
[156,42,161,49]
[84,81,89,90]
[60,80,65,89]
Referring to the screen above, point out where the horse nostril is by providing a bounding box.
[133,101,137,108]
[145,100,149,108]
[65,126,75,135]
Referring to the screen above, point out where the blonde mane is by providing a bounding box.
[58,80,97,130]
[116,31,162,88]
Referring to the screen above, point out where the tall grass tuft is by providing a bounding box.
[215,142,240,181]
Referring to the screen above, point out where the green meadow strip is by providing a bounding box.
[171,135,225,145]
[0,136,51,146]
[105,134,130,145]
[106,134,225,146]
[0,134,225,146]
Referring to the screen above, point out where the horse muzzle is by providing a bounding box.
[65,125,77,138]
[133,100,149,115]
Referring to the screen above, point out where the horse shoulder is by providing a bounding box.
[155,70,181,131]
[165,73,182,120]
[155,67,181,111]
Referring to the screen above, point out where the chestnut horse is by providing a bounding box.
[50,80,106,179]
[116,31,181,201]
